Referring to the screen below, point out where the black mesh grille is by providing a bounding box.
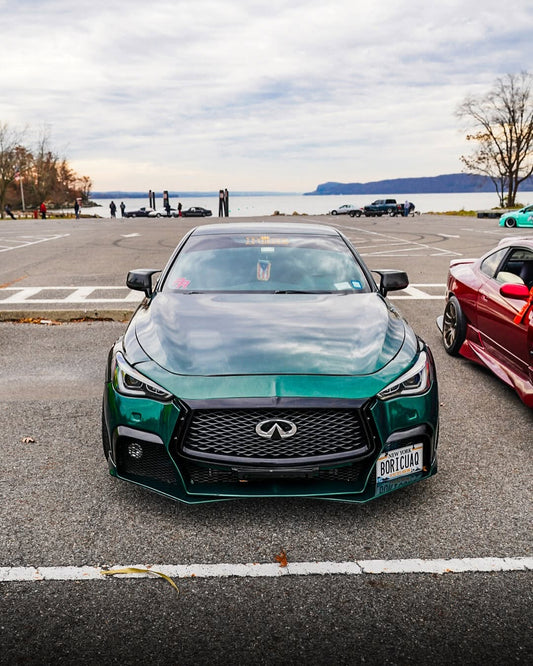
[178,407,371,464]
[184,460,364,485]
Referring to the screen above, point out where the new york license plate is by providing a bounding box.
[376,443,423,483]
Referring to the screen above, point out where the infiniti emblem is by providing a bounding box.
[255,419,298,440]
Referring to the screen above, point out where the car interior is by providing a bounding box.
[164,246,369,293]
[496,251,533,289]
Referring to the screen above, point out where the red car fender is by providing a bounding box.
[447,260,483,328]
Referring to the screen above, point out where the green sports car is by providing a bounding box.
[499,205,533,228]
[102,222,439,504]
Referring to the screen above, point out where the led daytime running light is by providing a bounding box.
[113,351,172,401]
[378,352,431,400]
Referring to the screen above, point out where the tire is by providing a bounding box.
[354,210,361,217]
[504,217,517,228]
[349,211,355,217]
[331,210,338,215]
[389,210,396,217]
[442,296,467,356]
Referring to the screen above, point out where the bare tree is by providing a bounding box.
[457,72,533,207]
[29,130,59,206]
[77,175,93,203]
[0,123,26,218]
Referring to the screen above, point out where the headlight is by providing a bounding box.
[112,351,172,401]
[377,351,431,400]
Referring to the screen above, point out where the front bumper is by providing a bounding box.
[102,382,439,504]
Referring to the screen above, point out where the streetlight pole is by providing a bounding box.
[15,167,25,212]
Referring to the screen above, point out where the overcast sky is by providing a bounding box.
[2,0,532,192]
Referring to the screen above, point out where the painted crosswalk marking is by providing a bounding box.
[0,286,143,304]
[0,284,446,304]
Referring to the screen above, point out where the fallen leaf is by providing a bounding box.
[275,549,288,568]
[22,436,35,444]
[100,567,179,592]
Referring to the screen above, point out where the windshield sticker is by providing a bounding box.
[246,236,289,246]
[351,280,363,289]
[334,282,352,290]
[257,260,271,281]
[173,278,191,289]
[260,247,275,253]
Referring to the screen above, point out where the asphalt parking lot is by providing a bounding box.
[0,213,531,665]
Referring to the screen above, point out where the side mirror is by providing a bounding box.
[373,269,409,296]
[500,283,530,299]
[126,269,161,297]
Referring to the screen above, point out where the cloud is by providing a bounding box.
[2,0,533,190]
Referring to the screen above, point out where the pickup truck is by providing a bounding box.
[363,199,415,217]
[363,199,398,216]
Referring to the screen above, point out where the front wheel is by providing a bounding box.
[442,296,466,356]
[331,210,338,215]
[504,217,517,228]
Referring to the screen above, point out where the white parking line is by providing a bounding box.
[0,233,70,252]
[0,557,531,583]
[0,284,446,303]
[341,225,463,257]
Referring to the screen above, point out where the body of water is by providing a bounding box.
[87,191,533,218]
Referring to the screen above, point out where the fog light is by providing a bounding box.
[127,442,143,459]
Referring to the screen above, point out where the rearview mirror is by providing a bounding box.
[126,269,161,297]
[373,269,409,296]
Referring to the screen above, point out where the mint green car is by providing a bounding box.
[499,205,533,228]
[102,223,439,504]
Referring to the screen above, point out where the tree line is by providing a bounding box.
[0,123,92,217]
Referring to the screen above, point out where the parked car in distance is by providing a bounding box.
[363,199,415,217]
[330,204,363,217]
[181,206,212,217]
[103,222,439,505]
[438,236,533,407]
[124,207,156,218]
[498,205,533,228]
[148,208,178,218]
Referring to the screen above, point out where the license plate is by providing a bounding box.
[376,443,423,483]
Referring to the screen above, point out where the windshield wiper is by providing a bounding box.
[273,289,331,294]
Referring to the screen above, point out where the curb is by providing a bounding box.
[0,308,134,322]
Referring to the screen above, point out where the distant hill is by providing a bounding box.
[90,191,295,199]
[305,173,533,195]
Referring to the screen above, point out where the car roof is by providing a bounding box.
[497,236,533,248]
[190,222,341,236]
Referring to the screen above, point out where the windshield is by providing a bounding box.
[162,233,371,293]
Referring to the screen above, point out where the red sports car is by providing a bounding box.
[438,236,533,407]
